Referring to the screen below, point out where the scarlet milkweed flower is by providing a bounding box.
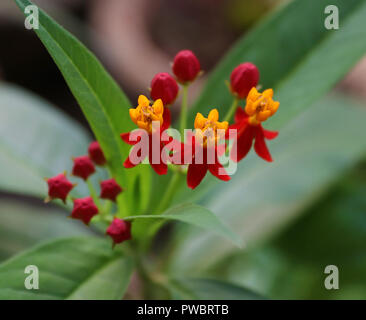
[230,87,279,162]
[45,172,75,203]
[150,72,179,106]
[100,178,123,202]
[230,62,259,99]
[72,155,96,180]
[88,141,106,166]
[172,50,201,83]
[106,218,132,246]
[121,95,171,175]
[174,109,230,189]
[71,196,99,225]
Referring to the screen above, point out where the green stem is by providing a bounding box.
[223,97,239,122]
[103,200,113,215]
[87,179,101,207]
[156,172,182,214]
[179,84,189,137]
[155,84,189,214]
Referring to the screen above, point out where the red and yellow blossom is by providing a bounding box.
[174,109,230,189]
[128,95,165,133]
[245,87,279,125]
[230,87,279,162]
[121,95,171,175]
[194,109,229,147]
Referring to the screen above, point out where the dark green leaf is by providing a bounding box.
[14,0,151,213]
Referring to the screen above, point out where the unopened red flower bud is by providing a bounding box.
[106,218,132,245]
[172,50,201,83]
[100,178,123,202]
[46,173,74,203]
[88,141,106,166]
[150,73,179,106]
[71,196,99,225]
[230,63,259,99]
[72,155,95,180]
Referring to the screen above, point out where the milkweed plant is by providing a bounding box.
[2,0,366,300]
[46,47,280,237]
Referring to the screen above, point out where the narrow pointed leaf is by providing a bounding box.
[126,203,242,247]
[13,0,151,213]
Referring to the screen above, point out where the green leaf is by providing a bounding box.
[0,199,93,262]
[168,278,265,300]
[0,237,134,300]
[0,83,90,198]
[14,0,151,213]
[168,95,366,274]
[190,0,366,126]
[126,203,242,247]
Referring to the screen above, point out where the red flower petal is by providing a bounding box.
[162,108,171,131]
[216,144,226,157]
[234,107,248,123]
[148,137,168,175]
[123,154,138,168]
[208,158,231,182]
[254,126,273,162]
[231,125,256,162]
[150,162,168,175]
[187,163,208,189]
[121,131,143,145]
[262,128,279,140]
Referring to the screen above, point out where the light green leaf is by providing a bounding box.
[0,237,134,300]
[190,0,366,127]
[168,95,366,274]
[126,203,242,247]
[14,0,151,213]
[168,278,264,300]
[0,83,90,198]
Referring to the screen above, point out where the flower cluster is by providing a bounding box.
[45,49,280,247]
[45,141,130,246]
[122,52,279,189]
